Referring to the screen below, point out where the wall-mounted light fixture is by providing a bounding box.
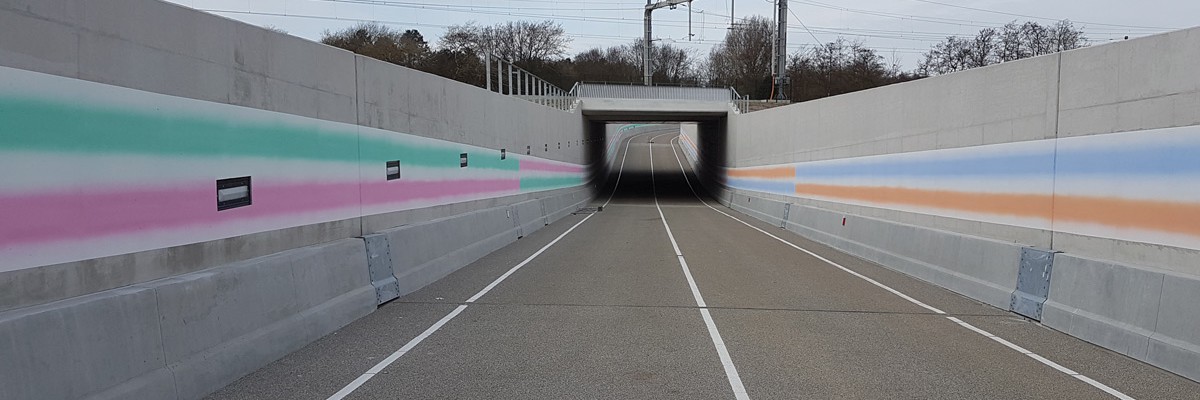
[501,149,507,160]
[217,176,252,211]
[386,160,401,180]
[460,153,469,168]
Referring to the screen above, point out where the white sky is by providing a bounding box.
[164,0,1198,70]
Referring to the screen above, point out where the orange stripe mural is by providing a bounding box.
[728,166,796,179]
[793,184,1053,220]
[727,126,1200,250]
[1054,195,1200,238]
[793,183,1200,238]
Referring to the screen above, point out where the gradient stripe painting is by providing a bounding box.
[0,66,586,272]
[725,125,1200,252]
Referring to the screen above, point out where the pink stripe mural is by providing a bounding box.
[0,66,588,272]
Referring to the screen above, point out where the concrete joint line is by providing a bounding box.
[650,132,749,400]
[663,136,1135,400]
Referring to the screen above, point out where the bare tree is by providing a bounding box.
[572,46,641,82]
[441,20,570,63]
[1050,20,1087,51]
[791,38,919,101]
[708,16,774,98]
[624,39,701,84]
[321,23,429,68]
[921,20,1087,75]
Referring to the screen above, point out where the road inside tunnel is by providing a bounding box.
[207,130,1200,399]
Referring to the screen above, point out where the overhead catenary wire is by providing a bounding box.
[201,9,932,54]
[199,0,1176,63]
[906,0,1177,30]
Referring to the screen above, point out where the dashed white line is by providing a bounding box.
[665,136,1135,400]
[649,134,749,400]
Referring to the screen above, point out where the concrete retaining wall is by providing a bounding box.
[0,0,594,398]
[724,27,1200,381]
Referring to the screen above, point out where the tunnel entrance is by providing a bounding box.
[583,118,728,206]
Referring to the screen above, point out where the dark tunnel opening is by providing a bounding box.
[584,119,728,205]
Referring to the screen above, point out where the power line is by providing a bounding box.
[907,0,1178,30]
[311,0,1168,41]
[200,9,930,54]
[786,4,821,44]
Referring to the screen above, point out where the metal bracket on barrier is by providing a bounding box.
[363,234,400,305]
[1010,247,1061,320]
[511,206,525,239]
[781,203,791,228]
[539,199,549,226]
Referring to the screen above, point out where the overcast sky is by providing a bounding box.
[163,0,1198,70]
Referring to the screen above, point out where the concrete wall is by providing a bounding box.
[0,0,592,398]
[724,27,1200,381]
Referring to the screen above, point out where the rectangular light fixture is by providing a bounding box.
[460,152,468,168]
[501,149,506,160]
[386,160,401,180]
[217,176,252,211]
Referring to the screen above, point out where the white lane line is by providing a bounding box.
[649,135,749,400]
[602,132,638,207]
[328,214,594,399]
[327,138,640,398]
[665,137,1136,400]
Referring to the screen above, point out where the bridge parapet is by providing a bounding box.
[571,82,734,101]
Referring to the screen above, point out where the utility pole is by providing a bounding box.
[774,0,788,100]
[643,0,692,86]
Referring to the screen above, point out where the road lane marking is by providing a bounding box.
[602,132,638,207]
[327,212,595,400]
[665,136,1135,400]
[325,133,653,399]
[649,134,749,400]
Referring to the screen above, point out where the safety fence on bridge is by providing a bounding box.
[482,60,752,114]
[570,82,751,113]
[483,53,576,112]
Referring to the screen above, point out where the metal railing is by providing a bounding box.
[570,82,736,102]
[484,53,574,111]
[730,87,750,114]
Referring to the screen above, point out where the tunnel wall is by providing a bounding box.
[724,27,1200,381]
[0,0,589,398]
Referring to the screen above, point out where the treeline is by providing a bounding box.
[918,20,1087,75]
[319,17,1087,102]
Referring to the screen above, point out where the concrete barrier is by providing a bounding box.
[1043,255,1200,382]
[729,194,790,228]
[0,238,376,400]
[723,191,1022,309]
[513,199,549,238]
[0,183,594,400]
[379,207,522,296]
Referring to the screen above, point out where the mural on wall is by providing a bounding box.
[677,125,700,169]
[723,125,1200,252]
[0,66,586,273]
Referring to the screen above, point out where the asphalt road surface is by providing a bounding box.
[208,128,1200,399]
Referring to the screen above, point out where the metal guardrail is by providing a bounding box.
[484,53,574,112]
[730,87,749,114]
